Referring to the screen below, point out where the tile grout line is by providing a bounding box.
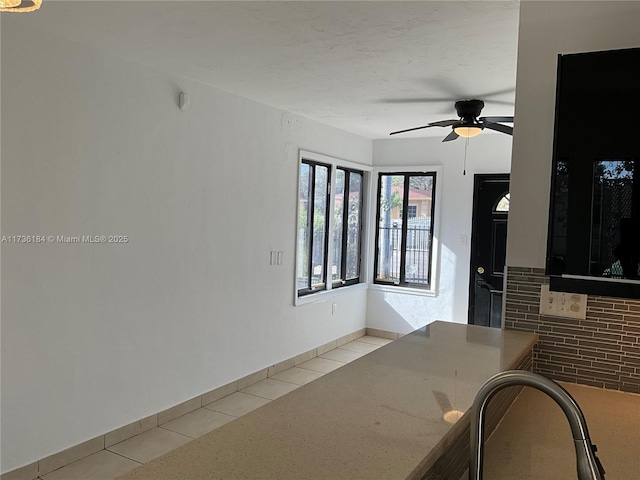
[296,357,348,372]
[202,390,269,411]
[202,405,241,416]
[157,425,185,436]
[103,448,140,466]
[265,377,305,386]
[236,393,274,401]
[105,450,143,466]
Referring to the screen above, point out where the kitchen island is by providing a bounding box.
[119,321,537,480]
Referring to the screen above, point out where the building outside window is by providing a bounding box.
[297,156,364,298]
[331,168,363,287]
[297,160,330,295]
[374,172,436,289]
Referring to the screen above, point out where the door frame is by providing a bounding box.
[468,173,510,326]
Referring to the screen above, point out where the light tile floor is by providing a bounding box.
[40,451,139,480]
[296,356,344,373]
[319,347,366,363]
[239,377,300,400]
[160,408,235,439]
[106,428,191,465]
[38,336,393,480]
[203,391,270,417]
[270,366,324,385]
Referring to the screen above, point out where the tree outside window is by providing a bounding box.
[297,160,364,297]
[374,172,436,288]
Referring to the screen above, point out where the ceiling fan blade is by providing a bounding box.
[483,122,514,135]
[481,116,514,123]
[416,78,514,100]
[429,119,459,127]
[473,87,516,98]
[389,124,434,135]
[390,119,458,135]
[442,130,459,142]
[379,97,453,104]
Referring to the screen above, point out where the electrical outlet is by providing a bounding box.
[558,292,587,319]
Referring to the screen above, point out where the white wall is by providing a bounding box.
[368,134,512,332]
[0,21,371,473]
[507,0,640,268]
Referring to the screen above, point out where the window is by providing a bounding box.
[494,193,510,212]
[374,172,436,289]
[332,168,363,286]
[297,160,330,295]
[297,156,364,297]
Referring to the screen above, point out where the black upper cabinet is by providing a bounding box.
[547,48,640,297]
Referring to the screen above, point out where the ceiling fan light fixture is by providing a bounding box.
[0,0,41,12]
[454,125,483,138]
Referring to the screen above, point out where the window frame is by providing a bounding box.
[331,166,364,289]
[295,151,370,304]
[296,159,332,297]
[370,167,441,296]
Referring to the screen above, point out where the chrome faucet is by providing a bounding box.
[469,370,605,480]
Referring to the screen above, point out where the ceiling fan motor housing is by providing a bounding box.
[454,99,484,120]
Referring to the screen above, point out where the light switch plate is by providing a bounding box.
[539,284,556,316]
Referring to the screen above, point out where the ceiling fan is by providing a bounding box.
[389,99,514,142]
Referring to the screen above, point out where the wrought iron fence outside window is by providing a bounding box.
[374,172,436,289]
[297,159,364,297]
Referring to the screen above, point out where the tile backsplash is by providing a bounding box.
[505,266,640,394]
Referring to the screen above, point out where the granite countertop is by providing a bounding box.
[119,321,537,480]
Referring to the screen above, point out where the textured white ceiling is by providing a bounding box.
[9,1,520,139]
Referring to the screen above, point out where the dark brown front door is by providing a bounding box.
[469,174,510,327]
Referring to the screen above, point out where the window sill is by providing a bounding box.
[295,282,368,306]
[367,283,437,298]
